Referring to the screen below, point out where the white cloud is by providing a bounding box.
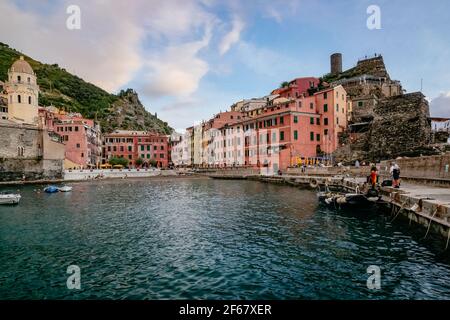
[142,30,211,98]
[262,0,301,23]
[0,1,143,92]
[219,16,244,55]
[430,92,450,118]
[0,0,217,94]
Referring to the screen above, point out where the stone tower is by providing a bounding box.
[4,56,40,124]
[330,53,342,75]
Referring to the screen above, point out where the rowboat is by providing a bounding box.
[0,192,21,205]
[58,186,73,192]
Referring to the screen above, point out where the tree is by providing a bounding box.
[108,157,129,167]
[135,157,143,167]
[149,159,157,167]
[280,81,289,88]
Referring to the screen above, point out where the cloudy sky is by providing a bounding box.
[1,0,449,131]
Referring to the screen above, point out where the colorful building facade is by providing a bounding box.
[173,84,348,171]
[39,107,102,168]
[103,130,169,168]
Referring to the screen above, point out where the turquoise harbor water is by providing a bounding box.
[1,177,450,300]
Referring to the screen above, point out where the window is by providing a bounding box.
[154,146,157,150]
[160,145,164,150]
[108,146,111,152]
[75,126,79,132]
[316,134,320,141]
[147,145,150,151]
[298,101,302,108]
[17,75,21,82]
[316,118,320,125]
[280,131,285,141]
[28,96,32,104]
[141,154,145,158]
[337,117,339,125]
[128,155,132,159]
[272,132,276,142]
[324,104,328,112]
[147,154,150,159]
[324,118,329,126]
[280,116,284,124]
[17,95,21,103]
[294,116,298,123]
[310,132,314,141]
[160,154,164,158]
[336,104,339,112]
[324,129,329,135]
[294,130,298,140]
[324,92,327,99]
[310,117,314,125]
[76,143,80,148]
[81,153,84,158]
[27,77,30,83]
[113,146,117,152]
[120,146,124,152]
[358,101,363,107]
[310,102,314,109]
[128,146,132,152]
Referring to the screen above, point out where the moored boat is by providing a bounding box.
[0,192,21,205]
[318,188,381,209]
[44,186,59,193]
[58,186,72,192]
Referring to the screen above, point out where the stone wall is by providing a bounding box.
[367,92,434,160]
[379,153,450,180]
[0,122,64,181]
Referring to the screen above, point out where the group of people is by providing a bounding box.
[367,162,401,189]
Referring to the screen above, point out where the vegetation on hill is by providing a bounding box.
[0,42,173,134]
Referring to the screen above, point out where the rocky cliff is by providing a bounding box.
[101,89,171,134]
[367,92,434,159]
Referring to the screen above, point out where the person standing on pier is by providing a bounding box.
[390,162,401,188]
[370,165,378,189]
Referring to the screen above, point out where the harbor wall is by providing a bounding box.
[63,168,177,181]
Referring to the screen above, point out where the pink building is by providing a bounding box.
[271,77,321,99]
[39,107,102,168]
[189,85,348,171]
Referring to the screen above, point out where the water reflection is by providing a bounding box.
[1,178,450,299]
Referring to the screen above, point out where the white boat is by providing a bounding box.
[58,186,73,192]
[0,192,21,205]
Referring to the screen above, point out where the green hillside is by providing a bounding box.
[0,42,173,134]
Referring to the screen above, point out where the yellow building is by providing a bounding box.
[4,56,39,125]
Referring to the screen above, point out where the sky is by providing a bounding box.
[1,0,449,131]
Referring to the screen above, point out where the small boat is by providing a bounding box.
[318,187,381,209]
[0,192,21,205]
[44,186,59,193]
[58,186,73,192]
